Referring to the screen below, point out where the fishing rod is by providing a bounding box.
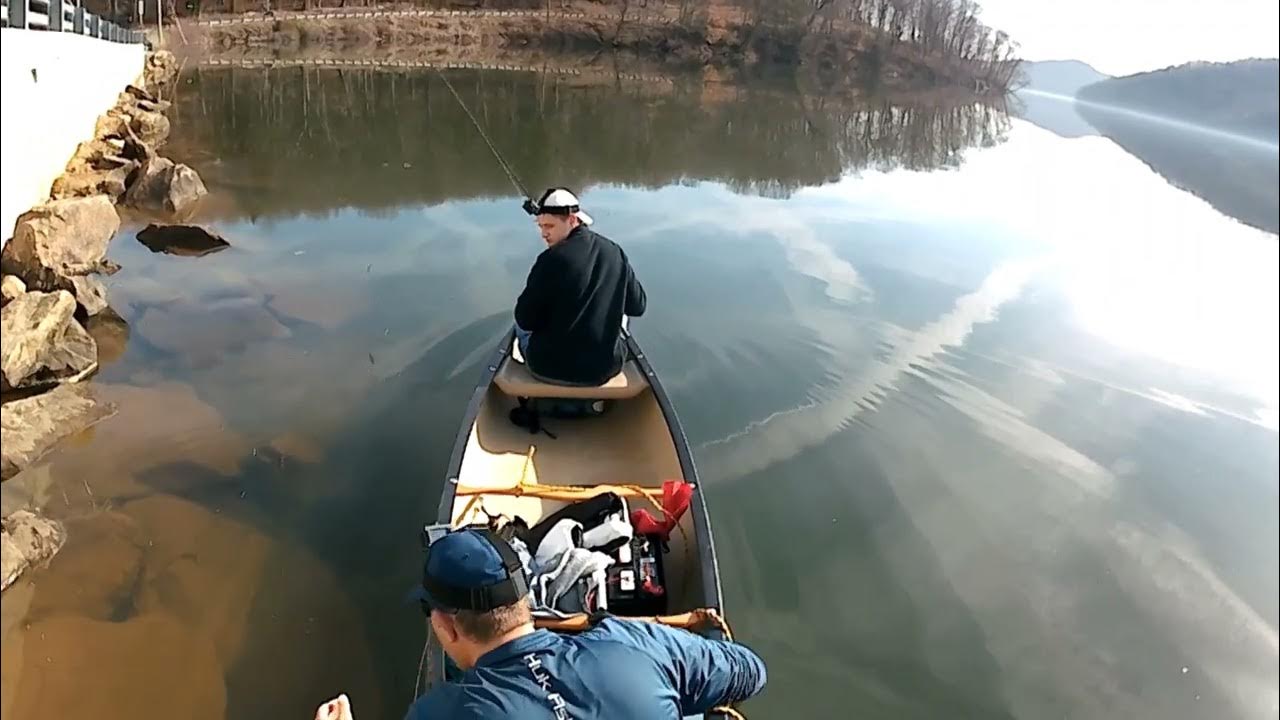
[433,69,543,216]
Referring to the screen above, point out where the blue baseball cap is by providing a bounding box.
[407,528,529,613]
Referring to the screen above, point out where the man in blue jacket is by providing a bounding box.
[313,528,766,720]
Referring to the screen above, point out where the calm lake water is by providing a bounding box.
[2,66,1277,720]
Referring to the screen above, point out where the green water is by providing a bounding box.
[1,66,1276,720]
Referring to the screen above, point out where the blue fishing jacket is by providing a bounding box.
[404,617,766,719]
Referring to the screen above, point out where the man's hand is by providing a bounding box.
[314,694,354,720]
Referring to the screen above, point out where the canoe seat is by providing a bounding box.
[494,356,647,400]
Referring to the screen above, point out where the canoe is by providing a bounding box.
[423,326,731,712]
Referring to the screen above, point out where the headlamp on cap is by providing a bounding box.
[522,187,594,226]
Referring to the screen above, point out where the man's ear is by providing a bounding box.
[430,610,460,644]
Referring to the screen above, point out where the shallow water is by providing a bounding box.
[2,66,1277,720]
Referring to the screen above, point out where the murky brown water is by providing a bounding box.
[2,66,1276,719]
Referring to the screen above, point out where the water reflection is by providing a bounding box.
[1077,100,1279,234]
[2,66,1276,720]
[166,67,1010,217]
[1010,89,1100,139]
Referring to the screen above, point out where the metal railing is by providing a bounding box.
[1,0,145,43]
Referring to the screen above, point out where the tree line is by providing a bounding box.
[174,0,1019,90]
[711,0,1019,89]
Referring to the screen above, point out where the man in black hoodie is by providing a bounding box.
[514,188,646,386]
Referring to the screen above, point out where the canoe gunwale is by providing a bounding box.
[435,326,515,525]
[621,332,726,630]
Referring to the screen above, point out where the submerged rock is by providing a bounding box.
[21,509,146,620]
[0,290,98,392]
[136,224,229,257]
[0,384,116,480]
[124,158,208,218]
[1,510,66,592]
[1,196,120,292]
[83,307,130,367]
[136,297,290,359]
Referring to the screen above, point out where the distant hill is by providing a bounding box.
[1078,59,1279,143]
[1076,59,1279,234]
[1012,60,1109,139]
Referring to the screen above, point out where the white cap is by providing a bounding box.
[537,188,594,226]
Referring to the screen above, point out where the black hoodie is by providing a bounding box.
[514,226,646,385]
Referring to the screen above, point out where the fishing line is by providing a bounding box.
[434,69,535,204]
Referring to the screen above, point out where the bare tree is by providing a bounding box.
[804,0,833,31]
[612,0,632,45]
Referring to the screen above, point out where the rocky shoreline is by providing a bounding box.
[0,51,209,591]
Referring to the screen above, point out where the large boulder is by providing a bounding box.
[0,290,98,392]
[137,97,172,114]
[69,275,109,316]
[95,111,131,140]
[124,158,208,218]
[1,510,66,591]
[50,163,136,202]
[65,137,128,167]
[1,196,120,291]
[129,109,171,148]
[1,276,25,307]
[100,88,172,146]
[123,85,172,113]
[51,137,139,202]
[97,104,167,153]
[143,50,179,89]
[124,83,157,103]
[0,384,116,480]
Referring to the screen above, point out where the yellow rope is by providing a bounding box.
[520,444,536,486]
[456,444,668,510]
[456,479,667,510]
[451,493,484,529]
[454,444,697,612]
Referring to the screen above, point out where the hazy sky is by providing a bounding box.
[977,0,1280,76]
